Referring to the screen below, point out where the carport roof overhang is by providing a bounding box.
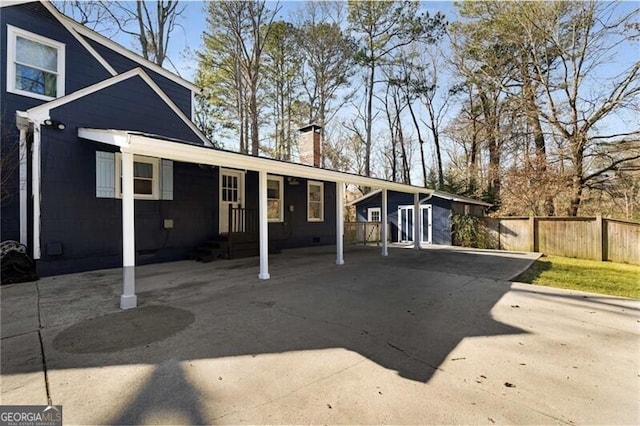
[78,128,433,195]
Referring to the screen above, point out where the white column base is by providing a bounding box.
[120,294,138,310]
[258,272,270,280]
[120,265,137,309]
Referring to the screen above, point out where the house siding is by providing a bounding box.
[244,172,337,249]
[38,152,217,275]
[0,2,114,243]
[35,79,211,276]
[51,76,199,142]
[84,38,193,119]
[354,191,453,245]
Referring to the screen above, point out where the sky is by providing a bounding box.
[159,0,460,82]
[105,0,639,180]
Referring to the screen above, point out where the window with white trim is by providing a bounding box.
[7,25,65,100]
[307,181,324,222]
[116,154,160,199]
[368,207,381,222]
[267,175,284,222]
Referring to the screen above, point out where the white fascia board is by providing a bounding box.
[432,190,492,207]
[136,70,211,147]
[26,68,142,121]
[346,188,383,206]
[82,131,431,195]
[53,10,200,94]
[78,128,129,148]
[39,1,117,76]
[25,68,208,147]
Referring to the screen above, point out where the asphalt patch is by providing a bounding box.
[53,305,194,354]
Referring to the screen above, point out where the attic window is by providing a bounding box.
[7,25,65,101]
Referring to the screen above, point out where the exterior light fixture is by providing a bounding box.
[43,119,66,130]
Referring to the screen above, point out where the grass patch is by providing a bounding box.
[514,255,640,298]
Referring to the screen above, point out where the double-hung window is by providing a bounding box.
[307,181,324,222]
[267,176,284,222]
[115,154,160,199]
[96,152,172,200]
[7,25,65,100]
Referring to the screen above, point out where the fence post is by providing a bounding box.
[595,215,605,261]
[529,216,536,252]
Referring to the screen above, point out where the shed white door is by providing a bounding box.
[398,205,432,243]
[219,169,244,234]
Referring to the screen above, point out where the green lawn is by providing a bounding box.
[514,255,640,298]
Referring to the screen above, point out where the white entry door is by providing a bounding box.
[398,205,432,244]
[219,169,244,233]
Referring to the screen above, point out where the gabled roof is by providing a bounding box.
[347,188,492,207]
[3,0,199,93]
[24,68,210,146]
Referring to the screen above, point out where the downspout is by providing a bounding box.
[16,112,31,246]
[31,120,42,259]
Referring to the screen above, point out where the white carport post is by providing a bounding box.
[120,150,137,309]
[336,181,345,265]
[413,192,420,250]
[258,170,270,279]
[381,188,388,256]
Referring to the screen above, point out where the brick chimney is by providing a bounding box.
[298,124,322,168]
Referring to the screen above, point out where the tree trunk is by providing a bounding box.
[365,62,375,177]
[568,142,585,216]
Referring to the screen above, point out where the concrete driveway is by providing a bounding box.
[1,245,638,425]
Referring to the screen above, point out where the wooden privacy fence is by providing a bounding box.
[479,216,640,265]
[344,222,391,245]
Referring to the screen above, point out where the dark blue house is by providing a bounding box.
[349,190,490,245]
[1,1,436,309]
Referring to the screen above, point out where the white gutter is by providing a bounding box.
[78,129,432,196]
[32,122,42,259]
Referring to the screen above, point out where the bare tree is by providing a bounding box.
[55,1,187,68]
[347,0,445,177]
[522,2,640,215]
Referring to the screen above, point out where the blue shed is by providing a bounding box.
[349,190,490,245]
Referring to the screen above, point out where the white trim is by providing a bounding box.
[42,2,200,93]
[6,25,66,100]
[258,170,270,280]
[120,151,137,309]
[219,168,245,233]
[348,187,491,207]
[422,204,433,245]
[32,123,41,259]
[397,204,432,244]
[336,182,344,265]
[398,205,413,243]
[38,1,118,77]
[115,153,160,200]
[367,207,381,222]
[307,180,324,222]
[17,121,28,245]
[135,70,210,146]
[77,129,433,195]
[413,193,420,250]
[381,189,388,256]
[26,68,210,146]
[267,175,284,222]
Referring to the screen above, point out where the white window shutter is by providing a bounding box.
[96,151,115,198]
[161,159,173,200]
